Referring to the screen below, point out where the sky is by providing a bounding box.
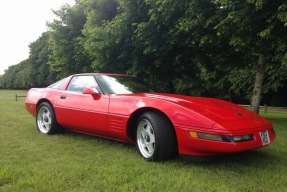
[0,0,75,75]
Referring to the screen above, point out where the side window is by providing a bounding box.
[48,77,68,90]
[67,76,98,92]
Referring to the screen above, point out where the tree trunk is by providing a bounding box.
[149,65,155,85]
[250,50,266,114]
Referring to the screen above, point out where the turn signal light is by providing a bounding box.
[188,131,254,143]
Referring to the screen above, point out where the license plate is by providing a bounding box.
[259,130,270,145]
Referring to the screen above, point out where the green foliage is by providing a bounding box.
[0,32,57,89]
[0,0,287,106]
[214,0,287,108]
[48,3,93,78]
[0,60,30,89]
[278,3,287,26]
[82,0,147,74]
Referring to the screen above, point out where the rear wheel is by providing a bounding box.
[136,111,177,161]
[36,102,63,134]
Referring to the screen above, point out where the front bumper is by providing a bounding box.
[174,124,276,157]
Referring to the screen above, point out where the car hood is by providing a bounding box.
[145,93,256,122]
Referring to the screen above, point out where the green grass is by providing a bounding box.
[1,89,287,192]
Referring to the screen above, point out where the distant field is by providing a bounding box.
[1,89,287,191]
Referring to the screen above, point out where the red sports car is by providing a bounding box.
[25,73,275,161]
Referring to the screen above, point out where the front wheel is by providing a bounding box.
[36,102,63,134]
[136,111,177,161]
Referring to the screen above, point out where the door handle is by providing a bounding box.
[60,95,67,99]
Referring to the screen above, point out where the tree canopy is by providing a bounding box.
[0,0,286,111]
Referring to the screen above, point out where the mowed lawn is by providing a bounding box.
[1,89,287,192]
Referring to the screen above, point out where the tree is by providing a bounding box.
[215,0,287,113]
[82,0,147,74]
[0,32,56,89]
[0,60,30,89]
[1,0,286,109]
[83,0,225,93]
[48,2,93,79]
[28,32,56,87]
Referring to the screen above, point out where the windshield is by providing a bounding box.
[96,75,162,94]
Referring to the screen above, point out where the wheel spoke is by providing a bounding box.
[46,114,51,124]
[140,132,148,148]
[149,133,155,143]
[43,121,49,128]
[146,143,154,153]
[141,131,145,140]
[42,113,46,121]
[145,124,152,134]
[145,124,155,143]
[141,142,147,149]
[46,110,51,118]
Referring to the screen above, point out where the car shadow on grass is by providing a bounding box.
[179,149,281,167]
[59,130,280,166]
[62,129,135,148]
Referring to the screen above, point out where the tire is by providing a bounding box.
[136,111,177,161]
[36,102,63,134]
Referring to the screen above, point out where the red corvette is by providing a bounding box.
[25,73,275,161]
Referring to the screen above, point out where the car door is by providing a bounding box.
[55,75,109,135]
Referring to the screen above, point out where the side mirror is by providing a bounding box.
[82,88,100,95]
